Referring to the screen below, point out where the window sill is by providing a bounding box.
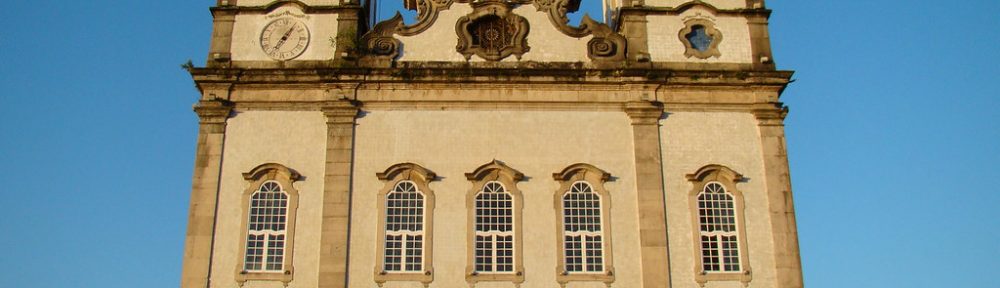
[236,269,294,284]
[556,269,615,284]
[695,269,751,287]
[374,270,434,285]
[466,270,524,284]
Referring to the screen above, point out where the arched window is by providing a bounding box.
[464,160,525,284]
[237,163,300,284]
[245,181,289,272]
[697,182,740,272]
[686,165,751,285]
[553,164,614,284]
[562,181,604,273]
[375,163,437,285]
[474,181,515,273]
[384,181,425,272]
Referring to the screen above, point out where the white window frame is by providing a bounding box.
[474,181,517,273]
[374,163,437,285]
[244,180,289,273]
[686,164,752,286]
[383,181,426,273]
[464,160,525,284]
[552,163,615,285]
[235,163,301,285]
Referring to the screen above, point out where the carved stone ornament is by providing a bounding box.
[678,17,723,59]
[455,1,530,61]
[533,0,626,62]
[359,16,404,59]
[360,0,457,60]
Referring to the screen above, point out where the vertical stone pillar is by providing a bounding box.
[181,99,233,288]
[335,9,360,60]
[318,101,360,288]
[620,11,650,64]
[747,13,776,71]
[625,102,670,288]
[753,104,804,288]
[207,7,236,66]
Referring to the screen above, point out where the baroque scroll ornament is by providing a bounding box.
[455,1,531,61]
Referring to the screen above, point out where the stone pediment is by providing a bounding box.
[360,0,625,64]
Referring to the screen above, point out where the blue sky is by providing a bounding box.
[0,1,997,287]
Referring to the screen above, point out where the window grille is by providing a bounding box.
[384,181,425,272]
[474,181,515,273]
[244,181,288,272]
[562,181,604,273]
[697,182,740,272]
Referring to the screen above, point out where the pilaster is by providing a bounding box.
[335,8,361,59]
[181,100,234,288]
[752,103,804,288]
[318,101,360,288]
[747,12,776,71]
[207,6,237,67]
[624,102,670,288]
[620,10,651,64]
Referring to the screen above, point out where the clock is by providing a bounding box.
[260,18,310,61]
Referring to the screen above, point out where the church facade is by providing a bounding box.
[180,0,803,288]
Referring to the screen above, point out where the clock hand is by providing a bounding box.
[271,27,296,52]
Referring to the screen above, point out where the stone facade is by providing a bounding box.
[181,0,802,288]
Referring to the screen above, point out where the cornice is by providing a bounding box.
[189,67,793,87]
[210,2,362,15]
[321,101,360,125]
[618,5,772,17]
[752,102,789,125]
[625,101,664,125]
[192,100,234,132]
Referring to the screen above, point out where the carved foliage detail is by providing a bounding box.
[456,3,530,61]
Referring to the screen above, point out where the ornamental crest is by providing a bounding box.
[455,1,530,61]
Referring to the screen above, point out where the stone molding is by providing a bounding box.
[685,165,753,287]
[464,160,526,285]
[211,1,360,14]
[533,0,627,62]
[360,16,405,60]
[358,0,626,63]
[190,67,794,85]
[455,1,531,61]
[322,101,361,124]
[678,18,723,59]
[193,100,234,134]
[235,163,302,285]
[625,102,664,125]
[617,2,772,17]
[360,0,460,61]
[752,103,788,126]
[551,164,616,285]
[373,163,438,286]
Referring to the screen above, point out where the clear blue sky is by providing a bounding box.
[1,1,997,287]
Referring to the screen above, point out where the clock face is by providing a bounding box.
[260,18,310,61]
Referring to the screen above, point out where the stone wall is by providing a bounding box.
[210,111,329,288]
